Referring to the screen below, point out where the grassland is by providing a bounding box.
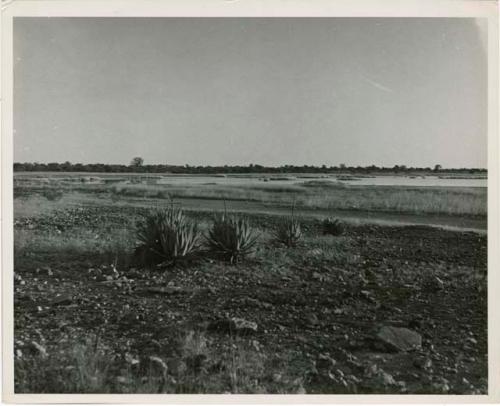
[14,174,487,217]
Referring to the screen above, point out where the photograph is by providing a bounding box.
[2,0,498,402]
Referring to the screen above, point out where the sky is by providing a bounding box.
[13,17,487,168]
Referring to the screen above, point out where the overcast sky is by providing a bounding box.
[14,17,487,168]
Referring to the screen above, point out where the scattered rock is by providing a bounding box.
[376,326,422,352]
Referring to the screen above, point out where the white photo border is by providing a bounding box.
[1,0,498,403]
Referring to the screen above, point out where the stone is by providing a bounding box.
[30,341,48,358]
[431,377,450,393]
[413,355,433,370]
[316,354,337,370]
[50,294,72,306]
[165,358,187,376]
[376,326,422,352]
[365,365,397,387]
[148,356,168,376]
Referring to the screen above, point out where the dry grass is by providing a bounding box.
[15,330,305,394]
[14,227,135,268]
[14,174,486,217]
[108,183,486,216]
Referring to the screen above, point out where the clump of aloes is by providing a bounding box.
[273,203,302,247]
[135,206,201,266]
[206,213,259,263]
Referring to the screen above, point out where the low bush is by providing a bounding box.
[206,214,259,263]
[322,217,345,236]
[41,188,64,201]
[135,207,201,266]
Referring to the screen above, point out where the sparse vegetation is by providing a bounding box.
[12,174,488,395]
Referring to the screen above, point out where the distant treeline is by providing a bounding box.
[13,161,487,174]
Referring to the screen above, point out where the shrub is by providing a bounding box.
[206,214,259,263]
[135,207,201,266]
[41,188,64,201]
[322,217,345,236]
[273,216,302,247]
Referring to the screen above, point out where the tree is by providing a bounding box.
[130,157,144,167]
[434,164,442,172]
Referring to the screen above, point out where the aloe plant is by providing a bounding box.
[206,214,259,263]
[136,206,201,265]
[273,203,302,247]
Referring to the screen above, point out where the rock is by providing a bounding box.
[30,341,48,358]
[413,355,433,370]
[423,276,445,291]
[148,356,168,376]
[431,377,450,393]
[125,352,140,366]
[434,277,445,290]
[365,365,397,387]
[165,358,187,376]
[466,337,478,345]
[50,294,72,306]
[306,313,319,326]
[272,373,282,383]
[36,267,54,276]
[376,326,422,352]
[360,290,377,304]
[316,354,337,370]
[208,317,257,335]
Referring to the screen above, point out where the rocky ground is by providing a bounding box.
[13,206,488,394]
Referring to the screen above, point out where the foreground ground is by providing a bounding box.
[13,192,487,394]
